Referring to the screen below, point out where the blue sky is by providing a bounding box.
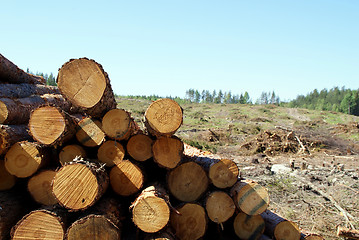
[1,1,358,102]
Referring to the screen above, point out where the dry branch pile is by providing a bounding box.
[0,54,323,240]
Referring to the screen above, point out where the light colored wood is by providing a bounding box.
[57,58,116,118]
[110,160,144,196]
[305,233,325,240]
[0,83,59,98]
[127,133,153,161]
[102,108,134,140]
[0,159,16,191]
[97,140,125,167]
[0,124,31,155]
[233,212,265,240]
[205,191,235,224]
[59,144,86,166]
[4,141,46,178]
[167,161,209,202]
[152,136,183,169]
[76,117,105,147]
[170,203,207,240]
[52,159,109,211]
[337,226,359,239]
[132,185,170,233]
[11,210,65,240]
[27,170,58,206]
[145,98,183,137]
[261,210,301,240]
[231,179,270,216]
[66,214,121,240]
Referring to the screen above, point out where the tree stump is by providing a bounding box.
[28,170,58,206]
[131,185,170,233]
[58,144,87,166]
[170,203,207,240]
[145,98,183,137]
[102,108,136,141]
[0,124,31,155]
[233,212,265,240]
[97,140,126,167]
[76,117,105,147]
[0,159,16,191]
[110,160,144,196]
[52,159,109,211]
[127,133,154,162]
[57,58,116,118]
[205,191,235,224]
[152,136,183,169]
[231,179,270,216]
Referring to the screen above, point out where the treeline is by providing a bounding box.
[285,87,359,116]
[185,89,252,104]
[26,69,57,86]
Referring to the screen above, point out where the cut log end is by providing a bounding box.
[102,108,133,140]
[205,191,235,224]
[11,210,65,240]
[145,98,183,136]
[233,212,265,240]
[305,234,325,240]
[59,144,86,166]
[152,136,183,169]
[0,99,8,124]
[209,158,239,188]
[98,140,125,167]
[66,215,121,240]
[274,221,301,240]
[170,203,207,240]
[28,170,58,206]
[0,159,16,190]
[76,117,105,147]
[127,134,153,161]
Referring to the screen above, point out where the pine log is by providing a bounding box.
[145,98,183,137]
[11,209,65,240]
[184,143,239,188]
[337,226,359,239]
[167,161,209,202]
[0,94,78,125]
[4,141,48,178]
[233,212,265,240]
[76,117,105,147]
[0,124,31,155]
[131,185,170,233]
[170,203,207,240]
[143,228,177,240]
[153,136,183,169]
[230,179,270,216]
[66,214,121,240]
[97,140,125,167]
[58,144,86,166]
[27,170,58,206]
[205,191,235,224]
[304,234,325,240]
[102,108,137,141]
[110,159,144,196]
[260,210,301,240]
[52,158,109,211]
[127,133,154,162]
[0,54,45,85]
[57,58,116,118]
[0,159,16,191]
[0,191,27,240]
[0,83,59,99]
[29,106,78,146]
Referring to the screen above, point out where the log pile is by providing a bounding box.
[0,54,323,240]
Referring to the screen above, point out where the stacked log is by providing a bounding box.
[0,55,323,240]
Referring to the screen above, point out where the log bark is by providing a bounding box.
[131,185,170,233]
[102,108,138,141]
[11,209,65,240]
[52,158,109,211]
[0,124,31,155]
[0,54,45,84]
[167,161,209,202]
[75,117,105,147]
[127,133,154,162]
[57,58,117,118]
[260,210,301,240]
[29,106,78,147]
[27,170,58,206]
[153,136,183,169]
[205,191,235,224]
[109,159,144,196]
[97,140,125,167]
[4,141,48,178]
[0,83,59,98]
[337,226,359,239]
[0,159,16,191]
[230,179,270,216]
[58,144,86,166]
[145,98,183,137]
[233,212,265,240]
[170,203,207,240]
[0,94,78,124]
